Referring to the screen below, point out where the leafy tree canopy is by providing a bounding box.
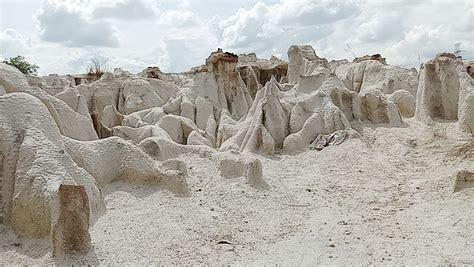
[3,55,39,76]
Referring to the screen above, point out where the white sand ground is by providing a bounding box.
[1,119,473,265]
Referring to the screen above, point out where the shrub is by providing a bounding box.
[87,57,109,79]
[3,55,39,76]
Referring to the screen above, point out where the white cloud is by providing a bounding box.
[35,0,119,47]
[208,0,360,58]
[157,9,200,27]
[92,0,157,20]
[355,12,404,43]
[162,38,215,72]
[315,0,473,67]
[0,29,30,58]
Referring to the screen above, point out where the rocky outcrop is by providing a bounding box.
[332,57,418,96]
[51,185,92,256]
[138,137,267,188]
[287,45,330,84]
[283,77,356,154]
[219,77,289,154]
[0,63,98,141]
[0,93,105,237]
[237,53,288,95]
[353,54,387,65]
[415,53,474,135]
[63,136,188,195]
[205,49,253,119]
[216,45,413,154]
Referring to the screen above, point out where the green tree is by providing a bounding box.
[3,55,39,76]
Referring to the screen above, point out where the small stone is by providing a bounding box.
[329,244,335,248]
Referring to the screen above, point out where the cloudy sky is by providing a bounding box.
[0,0,473,75]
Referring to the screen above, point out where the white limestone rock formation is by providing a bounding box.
[283,77,355,154]
[215,45,408,155]
[0,93,105,238]
[27,74,77,96]
[121,107,166,128]
[326,54,416,123]
[146,78,181,102]
[0,63,98,141]
[193,48,253,119]
[63,136,188,195]
[459,67,474,136]
[415,53,474,136]
[287,45,330,84]
[112,125,171,144]
[55,87,92,118]
[237,53,288,96]
[330,56,417,122]
[353,54,387,65]
[101,104,124,129]
[219,77,289,154]
[219,150,267,188]
[120,79,166,114]
[138,137,267,188]
[70,74,174,138]
[158,114,209,145]
[332,57,418,96]
[388,89,416,118]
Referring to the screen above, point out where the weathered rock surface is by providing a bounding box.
[51,184,92,256]
[0,63,98,141]
[287,45,330,84]
[0,93,105,237]
[237,53,288,95]
[415,53,474,136]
